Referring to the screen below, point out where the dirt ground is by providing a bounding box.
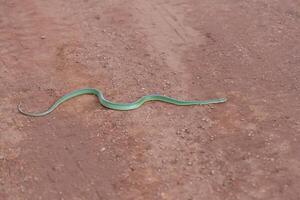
[0,0,299,199]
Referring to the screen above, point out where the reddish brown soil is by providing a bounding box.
[1,0,300,199]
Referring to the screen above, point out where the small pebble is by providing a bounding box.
[101,147,106,152]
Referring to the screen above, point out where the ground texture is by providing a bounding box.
[0,0,300,199]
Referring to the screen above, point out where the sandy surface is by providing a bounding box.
[1,0,300,199]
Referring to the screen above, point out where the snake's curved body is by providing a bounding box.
[18,88,226,117]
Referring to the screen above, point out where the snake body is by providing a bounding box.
[18,88,226,117]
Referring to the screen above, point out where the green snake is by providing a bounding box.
[18,88,226,117]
